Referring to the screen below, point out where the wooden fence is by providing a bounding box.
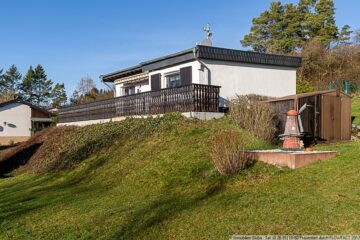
[58,84,220,123]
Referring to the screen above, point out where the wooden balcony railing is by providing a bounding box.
[58,84,220,123]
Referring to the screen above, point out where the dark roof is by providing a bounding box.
[265,90,351,103]
[0,99,52,115]
[196,45,301,68]
[101,48,195,82]
[100,65,142,82]
[102,45,302,82]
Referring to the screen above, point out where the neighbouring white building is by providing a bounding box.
[0,100,52,145]
[101,45,301,108]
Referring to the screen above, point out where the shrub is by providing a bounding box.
[229,95,276,143]
[296,77,315,93]
[211,130,250,176]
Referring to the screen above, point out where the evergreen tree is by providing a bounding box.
[0,68,4,92]
[33,64,53,106]
[241,2,285,53]
[51,83,67,108]
[307,0,338,47]
[2,65,22,94]
[0,69,12,103]
[241,0,351,54]
[70,90,80,105]
[21,66,35,102]
[338,25,352,44]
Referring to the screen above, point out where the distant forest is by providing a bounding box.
[0,65,113,108]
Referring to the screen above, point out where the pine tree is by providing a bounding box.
[241,1,286,53]
[0,68,4,92]
[338,25,352,44]
[308,0,339,47]
[70,90,80,105]
[2,65,22,94]
[33,64,53,106]
[0,69,12,103]
[51,83,67,108]
[21,66,35,102]
[241,0,351,53]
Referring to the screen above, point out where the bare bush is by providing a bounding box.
[229,95,276,142]
[298,40,360,91]
[211,130,250,176]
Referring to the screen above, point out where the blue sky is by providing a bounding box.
[1,0,359,96]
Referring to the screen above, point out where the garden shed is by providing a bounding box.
[266,90,352,142]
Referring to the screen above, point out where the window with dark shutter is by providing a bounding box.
[180,66,192,86]
[151,73,161,91]
[166,72,181,88]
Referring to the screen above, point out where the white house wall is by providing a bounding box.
[0,103,32,144]
[115,83,123,97]
[115,81,151,97]
[114,59,296,101]
[200,59,296,101]
[149,61,201,89]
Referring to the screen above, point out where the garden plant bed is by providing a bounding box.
[245,149,337,169]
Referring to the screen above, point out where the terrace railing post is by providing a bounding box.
[192,84,195,112]
[163,90,166,114]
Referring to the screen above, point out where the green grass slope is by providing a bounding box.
[352,96,360,125]
[0,114,360,239]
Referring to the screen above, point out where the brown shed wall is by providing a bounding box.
[268,91,351,142]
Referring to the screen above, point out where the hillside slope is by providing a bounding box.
[0,114,360,239]
[353,96,360,125]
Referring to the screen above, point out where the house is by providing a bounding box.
[266,90,352,142]
[58,45,301,125]
[101,45,302,107]
[0,99,53,145]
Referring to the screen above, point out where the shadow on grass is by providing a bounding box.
[0,144,19,151]
[0,143,43,176]
[111,180,224,239]
[0,155,109,228]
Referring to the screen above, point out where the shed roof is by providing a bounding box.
[265,90,351,103]
[101,45,302,82]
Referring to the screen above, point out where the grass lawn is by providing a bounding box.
[352,96,360,125]
[1,116,360,239]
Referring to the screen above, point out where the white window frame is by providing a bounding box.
[165,71,181,88]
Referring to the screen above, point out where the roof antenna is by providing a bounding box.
[200,23,212,46]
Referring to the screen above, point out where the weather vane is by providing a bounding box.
[203,23,212,40]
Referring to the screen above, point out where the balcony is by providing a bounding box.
[58,84,221,123]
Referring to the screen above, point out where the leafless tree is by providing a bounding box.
[354,30,360,44]
[76,76,96,96]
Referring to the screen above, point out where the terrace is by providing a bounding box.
[58,84,221,124]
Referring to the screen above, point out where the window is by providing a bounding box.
[124,86,135,96]
[166,73,181,88]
